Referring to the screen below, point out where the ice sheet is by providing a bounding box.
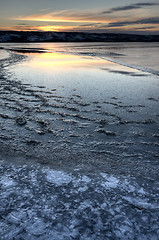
[0,43,159,239]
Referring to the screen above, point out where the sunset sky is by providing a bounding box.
[0,0,159,34]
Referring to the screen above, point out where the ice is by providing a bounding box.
[122,196,159,210]
[0,42,159,239]
[0,45,158,180]
[0,161,159,239]
[26,218,46,236]
[78,186,88,192]
[6,210,27,224]
[0,176,16,188]
[0,49,10,60]
[43,169,73,186]
[101,173,120,188]
[81,175,91,183]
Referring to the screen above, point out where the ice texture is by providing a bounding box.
[0,161,159,240]
[43,169,73,186]
[0,42,159,239]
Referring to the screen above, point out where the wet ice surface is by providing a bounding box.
[0,161,159,240]
[0,48,158,177]
[0,43,159,239]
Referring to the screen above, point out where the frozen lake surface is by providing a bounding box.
[0,42,159,239]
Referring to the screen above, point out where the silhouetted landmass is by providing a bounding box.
[0,31,159,42]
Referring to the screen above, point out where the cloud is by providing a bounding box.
[39,9,50,12]
[107,17,159,28]
[10,4,159,34]
[80,23,102,27]
[14,2,159,25]
[135,26,157,30]
[0,25,38,31]
[14,9,113,24]
[17,23,28,26]
[102,2,159,14]
[134,2,159,7]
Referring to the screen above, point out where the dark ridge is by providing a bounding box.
[0,31,159,42]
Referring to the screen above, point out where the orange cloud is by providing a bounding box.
[1,23,159,34]
[0,24,80,32]
[14,9,112,24]
[0,26,37,31]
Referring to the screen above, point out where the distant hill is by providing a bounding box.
[0,31,159,42]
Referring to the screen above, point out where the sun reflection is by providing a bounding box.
[31,52,114,69]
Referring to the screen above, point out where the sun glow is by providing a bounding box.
[38,25,75,32]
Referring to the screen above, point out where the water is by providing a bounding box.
[1,42,159,74]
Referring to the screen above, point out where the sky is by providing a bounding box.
[0,0,159,34]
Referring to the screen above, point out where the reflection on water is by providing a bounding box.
[9,51,146,90]
[1,42,159,73]
[32,52,114,69]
